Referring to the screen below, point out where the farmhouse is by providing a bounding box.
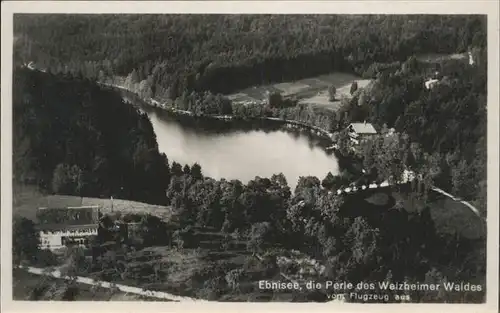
[347,122,377,145]
[36,205,101,250]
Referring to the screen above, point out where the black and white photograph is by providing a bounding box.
[1,1,499,311]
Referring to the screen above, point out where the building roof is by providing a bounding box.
[425,78,440,89]
[36,206,100,230]
[38,223,99,232]
[348,123,377,135]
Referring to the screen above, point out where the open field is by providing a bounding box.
[227,72,372,111]
[416,52,468,64]
[13,184,173,222]
[300,78,371,109]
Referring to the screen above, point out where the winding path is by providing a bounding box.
[430,186,481,217]
[17,265,205,302]
[331,170,482,218]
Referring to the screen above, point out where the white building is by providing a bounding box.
[347,122,378,145]
[36,206,101,251]
[425,78,440,90]
[27,61,36,70]
[468,51,475,66]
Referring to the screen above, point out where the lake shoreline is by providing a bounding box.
[108,84,351,190]
[111,83,337,146]
[104,82,367,189]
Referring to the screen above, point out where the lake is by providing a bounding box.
[140,106,339,191]
[118,85,341,190]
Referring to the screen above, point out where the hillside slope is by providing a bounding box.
[13,184,173,222]
[13,68,171,205]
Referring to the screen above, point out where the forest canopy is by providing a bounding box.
[14,14,486,99]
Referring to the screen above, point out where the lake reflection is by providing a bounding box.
[145,108,339,190]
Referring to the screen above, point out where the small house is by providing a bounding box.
[425,78,440,90]
[37,206,101,250]
[27,61,36,70]
[347,122,378,145]
[468,51,475,66]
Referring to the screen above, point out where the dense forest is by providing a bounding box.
[12,14,487,302]
[14,165,486,302]
[14,15,486,98]
[13,68,171,204]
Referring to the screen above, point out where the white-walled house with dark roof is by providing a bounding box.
[36,206,101,250]
[347,122,378,145]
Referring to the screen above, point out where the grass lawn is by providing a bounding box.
[226,72,372,112]
[116,71,367,115]
[416,52,468,64]
[13,184,173,222]
[274,81,311,96]
[226,93,257,103]
[300,78,330,89]
[299,78,371,110]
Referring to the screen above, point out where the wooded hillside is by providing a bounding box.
[14,15,486,98]
[13,68,171,204]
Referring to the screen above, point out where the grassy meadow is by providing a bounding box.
[13,184,173,222]
[227,72,372,111]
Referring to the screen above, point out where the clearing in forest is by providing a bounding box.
[227,72,372,111]
[13,184,173,222]
[416,52,468,64]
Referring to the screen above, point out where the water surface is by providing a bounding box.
[144,107,339,190]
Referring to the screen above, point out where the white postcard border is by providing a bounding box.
[1,1,499,313]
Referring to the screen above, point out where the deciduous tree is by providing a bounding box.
[350,81,358,95]
[13,217,39,264]
[328,85,337,102]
